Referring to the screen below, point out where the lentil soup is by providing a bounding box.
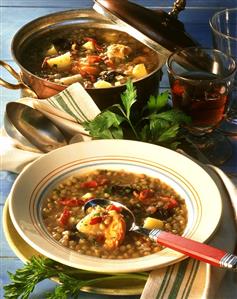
[42,169,188,259]
[20,27,159,89]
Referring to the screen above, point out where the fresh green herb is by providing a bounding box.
[3,256,148,299]
[83,81,191,149]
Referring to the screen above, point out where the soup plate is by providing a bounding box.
[8,139,222,273]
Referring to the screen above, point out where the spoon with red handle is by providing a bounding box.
[85,198,237,271]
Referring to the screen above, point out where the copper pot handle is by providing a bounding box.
[0,60,38,98]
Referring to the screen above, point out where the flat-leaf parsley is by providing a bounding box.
[83,81,191,149]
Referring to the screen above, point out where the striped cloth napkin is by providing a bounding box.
[140,165,237,299]
[32,82,100,137]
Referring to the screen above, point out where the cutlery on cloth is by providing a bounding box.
[4,102,68,153]
[1,82,100,172]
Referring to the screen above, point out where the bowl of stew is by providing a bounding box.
[7,9,164,110]
[8,139,222,273]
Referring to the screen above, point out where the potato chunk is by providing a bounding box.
[47,52,71,70]
[132,63,148,79]
[94,80,112,88]
[82,41,95,51]
[45,44,58,56]
[143,217,164,230]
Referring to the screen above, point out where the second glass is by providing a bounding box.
[167,47,236,165]
[210,8,237,135]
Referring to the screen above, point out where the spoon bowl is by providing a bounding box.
[4,102,67,152]
[84,198,237,271]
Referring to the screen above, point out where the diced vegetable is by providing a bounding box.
[80,65,100,76]
[166,198,178,209]
[82,41,95,51]
[84,37,103,51]
[46,52,71,70]
[94,80,112,88]
[138,189,154,201]
[90,216,103,225]
[143,217,164,230]
[132,63,148,79]
[56,74,82,85]
[81,192,93,200]
[80,180,98,188]
[59,209,71,226]
[45,44,58,56]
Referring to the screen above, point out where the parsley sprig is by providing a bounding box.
[4,256,148,299]
[83,81,191,149]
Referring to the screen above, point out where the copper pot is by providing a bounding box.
[0,9,165,110]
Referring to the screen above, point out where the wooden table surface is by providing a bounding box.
[1,1,237,298]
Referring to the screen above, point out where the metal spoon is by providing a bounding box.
[4,102,67,153]
[84,198,237,271]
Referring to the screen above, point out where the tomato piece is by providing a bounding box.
[106,205,122,213]
[59,198,84,207]
[59,209,71,226]
[81,180,98,188]
[166,198,178,209]
[103,58,115,68]
[87,55,102,64]
[90,216,103,225]
[159,196,178,209]
[80,65,100,76]
[139,189,154,201]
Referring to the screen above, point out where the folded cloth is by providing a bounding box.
[140,165,237,299]
[24,82,101,137]
[1,83,101,173]
[0,135,42,173]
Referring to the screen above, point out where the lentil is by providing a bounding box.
[42,169,188,259]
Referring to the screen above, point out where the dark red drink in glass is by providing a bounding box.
[167,47,236,165]
[167,48,236,135]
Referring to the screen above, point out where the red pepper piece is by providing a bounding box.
[139,189,154,201]
[81,180,98,188]
[80,65,100,76]
[59,198,84,207]
[59,209,71,226]
[90,216,103,225]
[106,205,122,213]
[87,55,102,64]
[103,58,115,68]
[166,198,178,209]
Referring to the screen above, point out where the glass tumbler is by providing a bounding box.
[210,8,237,135]
[167,47,236,165]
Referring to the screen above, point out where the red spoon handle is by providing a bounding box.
[149,229,237,270]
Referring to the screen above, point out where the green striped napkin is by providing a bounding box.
[33,82,101,137]
[140,259,207,299]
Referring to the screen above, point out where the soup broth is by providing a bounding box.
[41,169,188,259]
